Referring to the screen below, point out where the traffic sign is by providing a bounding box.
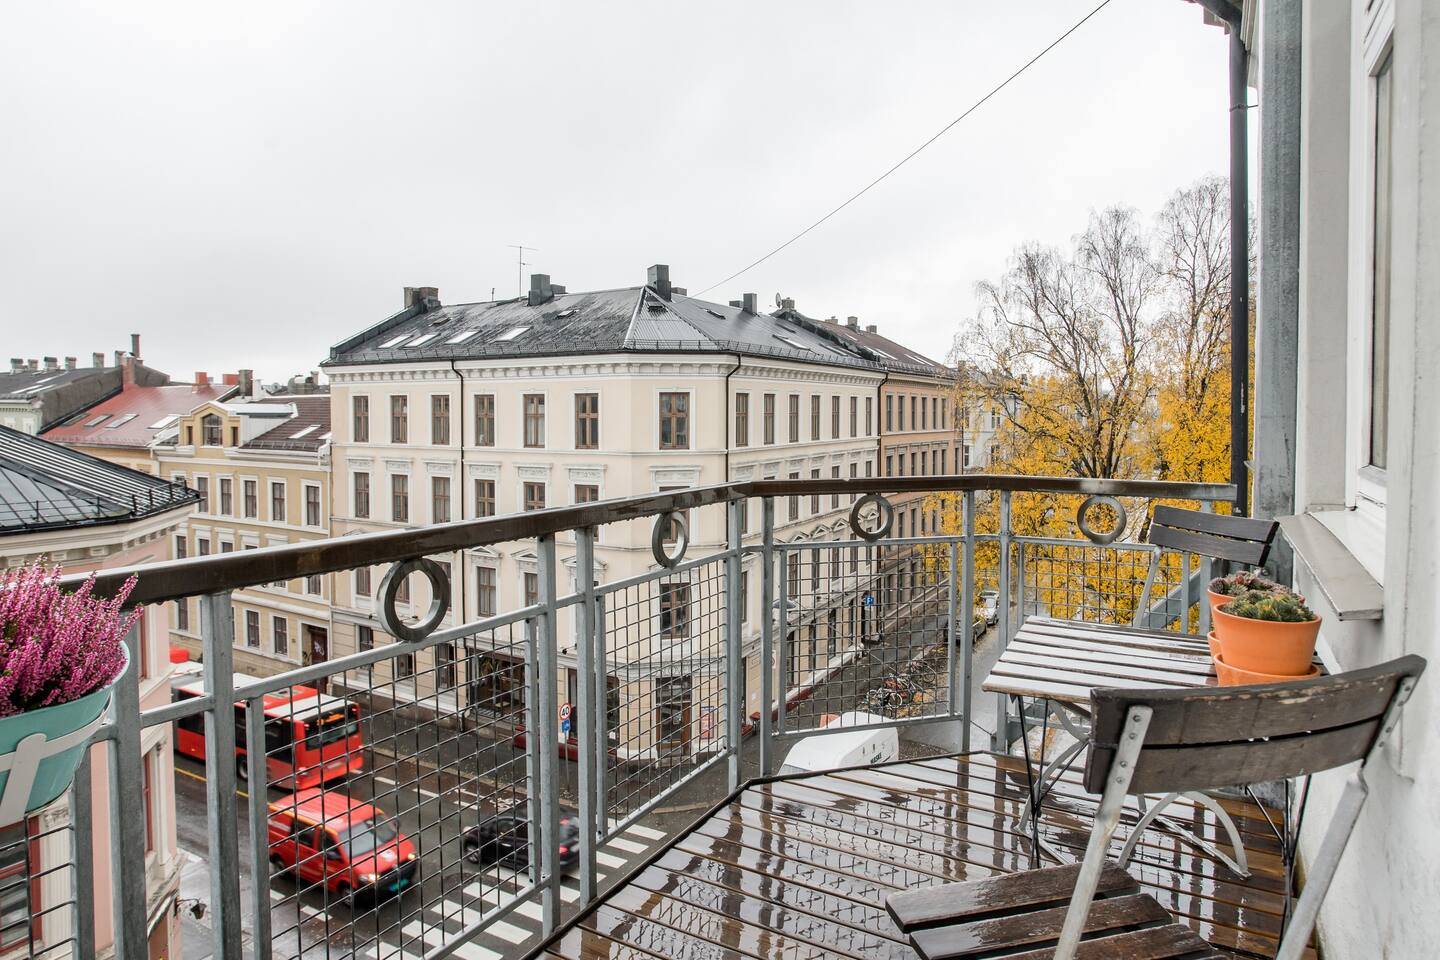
[862,592,875,607]
[559,702,573,722]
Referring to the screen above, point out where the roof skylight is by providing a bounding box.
[106,414,137,429]
[148,415,179,429]
[85,414,110,427]
[291,425,319,438]
[407,333,438,347]
[774,335,810,351]
[379,334,411,348]
[446,330,479,345]
[495,326,530,342]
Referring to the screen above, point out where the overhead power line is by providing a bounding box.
[694,0,1118,297]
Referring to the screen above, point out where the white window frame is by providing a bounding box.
[302,482,323,529]
[655,388,694,451]
[269,479,287,524]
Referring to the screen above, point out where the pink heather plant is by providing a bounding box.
[0,563,135,718]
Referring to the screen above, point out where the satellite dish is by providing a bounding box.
[774,293,783,308]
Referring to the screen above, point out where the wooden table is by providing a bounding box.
[983,616,1251,876]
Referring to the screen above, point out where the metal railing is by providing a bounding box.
[30,475,1231,960]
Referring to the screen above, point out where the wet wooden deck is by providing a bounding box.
[537,752,1307,960]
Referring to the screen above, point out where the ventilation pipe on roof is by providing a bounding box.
[647,264,672,301]
[742,293,758,315]
[403,286,440,311]
[847,316,859,329]
[121,355,136,387]
[26,360,37,371]
[92,352,105,368]
[64,357,77,370]
[779,297,795,313]
[238,369,254,397]
[527,274,555,307]
[865,323,877,334]
[113,350,124,368]
[729,300,742,308]
[8,359,21,374]
[42,357,58,372]
[130,333,141,362]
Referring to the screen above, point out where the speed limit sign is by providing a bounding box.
[559,702,573,723]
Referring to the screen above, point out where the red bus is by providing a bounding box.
[171,666,365,789]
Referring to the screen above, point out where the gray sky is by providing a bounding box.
[1,1,1246,383]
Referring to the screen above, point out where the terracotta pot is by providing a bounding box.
[1207,589,1233,621]
[1213,649,1321,687]
[1211,606,1321,676]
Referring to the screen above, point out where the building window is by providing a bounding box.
[477,567,497,617]
[475,394,495,446]
[241,479,257,519]
[575,483,599,504]
[269,480,285,522]
[763,394,776,444]
[735,393,749,447]
[787,471,799,521]
[389,395,408,443]
[218,478,232,516]
[524,572,539,607]
[898,395,906,430]
[353,472,370,519]
[740,571,749,623]
[474,479,495,517]
[920,395,928,430]
[849,396,858,438]
[304,485,321,526]
[305,574,323,596]
[575,393,599,449]
[196,476,209,513]
[809,468,820,514]
[355,567,371,598]
[810,394,821,441]
[357,625,374,680]
[175,535,187,559]
[221,540,235,554]
[391,474,409,523]
[176,599,189,632]
[353,395,369,443]
[197,537,210,556]
[523,394,545,447]
[245,610,260,648]
[659,582,689,638]
[787,552,800,595]
[831,465,841,508]
[431,395,451,445]
[143,754,155,853]
[831,395,841,439]
[436,642,456,690]
[395,650,415,680]
[395,574,409,605]
[886,394,894,431]
[963,444,972,468]
[658,392,689,449]
[865,396,873,435]
[272,617,288,656]
[202,414,222,446]
[788,395,800,443]
[1370,51,1394,471]
[432,476,451,523]
[659,486,687,544]
[910,395,917,430]
[524,482,546,512]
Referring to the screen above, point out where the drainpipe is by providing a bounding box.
[1228,21,1251,516]
[724,355,742,483]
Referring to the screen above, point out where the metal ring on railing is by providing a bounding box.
[849,493,895,542]
[1076,495,1128,545]
[378,558,451,642]
[651,512,689,568]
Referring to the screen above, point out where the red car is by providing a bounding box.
[267,788,417,905]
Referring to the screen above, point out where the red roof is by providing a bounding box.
[42,382,233,449]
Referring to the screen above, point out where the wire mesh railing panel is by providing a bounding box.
[0,809,79,959]
[779,539,957,735]
[247,615,534,959]
[595,555,731,833]
[1016,540,1192,632]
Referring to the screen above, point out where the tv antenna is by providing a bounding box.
[507,244,537,298]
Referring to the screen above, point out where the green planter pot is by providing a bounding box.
[0,645,129,823]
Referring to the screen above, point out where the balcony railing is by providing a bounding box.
[35,474,1231,960]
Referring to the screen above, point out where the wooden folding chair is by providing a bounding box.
[1131,505,1279,630]
[887,656,1425,960]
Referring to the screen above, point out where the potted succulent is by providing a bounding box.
[1207,571,1285,621]
[1211,589,1321,680]
[0,564,134,822]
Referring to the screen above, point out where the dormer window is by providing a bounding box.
[202,414,223,446]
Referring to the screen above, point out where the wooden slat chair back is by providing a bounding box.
[1131,505,1280,630]
[1057,655,1425,960]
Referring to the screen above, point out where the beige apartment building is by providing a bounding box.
[323,269,901,760]
[155,390,333,679]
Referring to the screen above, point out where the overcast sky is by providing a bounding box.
[1,1,1249,384]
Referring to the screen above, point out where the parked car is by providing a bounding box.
[267,788,417,905]
[947,613,986,644]
[979,590,1000,625]
[778,712,898,775]
[464,806,581,872]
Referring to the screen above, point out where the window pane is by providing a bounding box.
[1370,53,1394,470]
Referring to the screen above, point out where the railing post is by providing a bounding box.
[961,491,975,752]
[107,621,149,960]
[776,544,790,739]
[535,534,561,934]
[574,527,599,904]
[68,740,95,960]
[1199,499,1215,636]
[593,593,609,837]
[759,498,776,776]
[992,492,1013,752]
[945,539,958,723]
[199,592,242,960]
[244,693,273,959]
[725,498,745,791]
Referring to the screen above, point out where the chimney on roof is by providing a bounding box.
[26,359,37,371]
[195,372,210,388]
[130,333,141,362]
[865,323,877,334]
[847,316,859,329]
[672,286,687,296]
[121,354,136,387]
[780,297,795,312]
[551,284,566,295]
[647,264,672,301]
[238,370,254,395]
[113,350,124,367]
[92,352,105,368]
[222,373,240,386]
[729,300,741,308]
[42,357,58,372]
[403,286,440,311]
[64,357,76,370]
[742,293,758,315]
[8,359,21,374]
[527,273,555,307]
